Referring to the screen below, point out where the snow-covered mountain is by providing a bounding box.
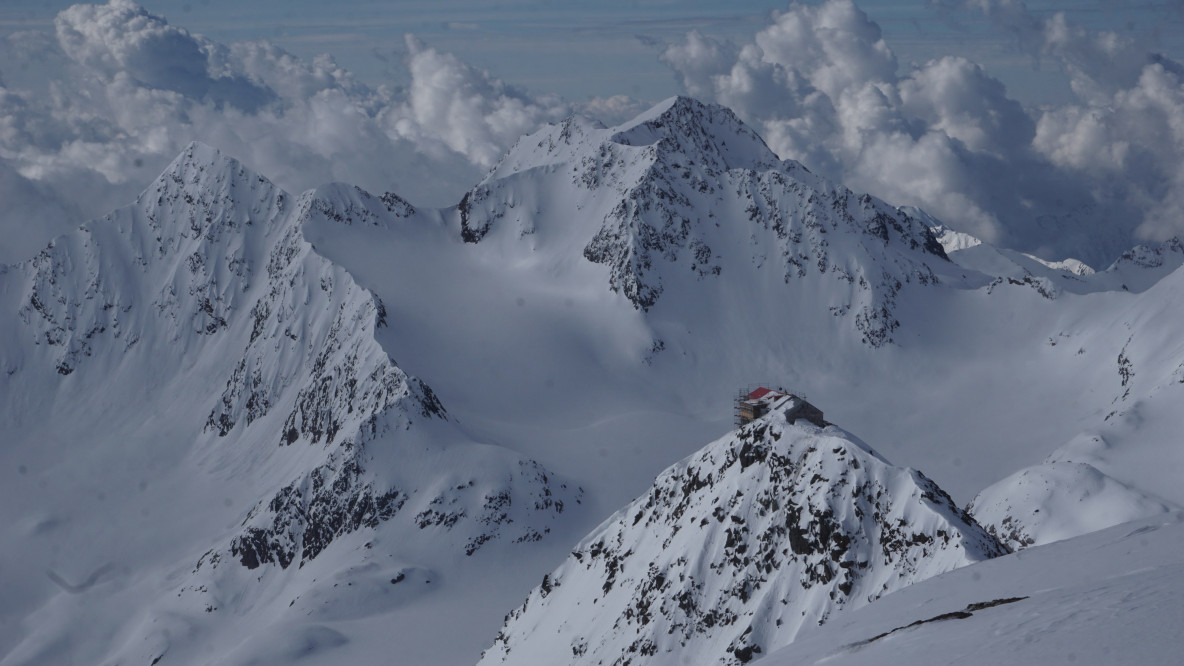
[0,143,579,665]
[4,95,1184,665]
[458,96,948,348]
[968,460,1177,551]
[479,397,1005,665]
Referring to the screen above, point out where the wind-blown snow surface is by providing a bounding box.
[753,513,1184,666]
[5,95,1184,664]
[479,404,1005,666]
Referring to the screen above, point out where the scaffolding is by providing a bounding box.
[734,385,787,426]
[734,386,826,428]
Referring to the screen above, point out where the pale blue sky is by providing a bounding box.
[3,0,1182,106]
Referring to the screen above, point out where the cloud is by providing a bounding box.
[935,1,1152,100]
[0,0,623,264]
[945,1,1184,244]
[387,36,570,168]
[580,94,649,126]
[0,157,85,263]
[660,1,1013,245]
[660,30,739,100]
[753,0,897,99]
[661,0,1184,265]
[898,56,1034,157]
[54,0,272,110]
[7,0,1180,269]
[54,0,208,86]
[1037,60,1184,242]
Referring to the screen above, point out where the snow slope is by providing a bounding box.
[753,512,1184,666]
[480,399,1005,666]
[969,460,1178,550]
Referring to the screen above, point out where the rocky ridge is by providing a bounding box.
[480,396,1006,666]
[0,142,578,618]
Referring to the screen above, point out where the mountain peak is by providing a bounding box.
[480,409,1005,666]
[608,94,694,131]
[479,96,780,186]
[159,141,242,179]
[132,140,291,247]
[457,96,948,347]
[147,141,282,210]
[609,96,780,171]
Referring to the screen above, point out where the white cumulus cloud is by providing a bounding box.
[0,0,618,264]
[4,0,1181,268]
[661,0,1184,266]
[385,36,570,169]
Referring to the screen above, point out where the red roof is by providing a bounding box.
[746,387,780,400]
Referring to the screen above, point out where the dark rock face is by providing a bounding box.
[227,459,406,570]
[1109,238,1184,270]
[207,438,579,577]
[481,410,1005,666]
[459,186,498,244]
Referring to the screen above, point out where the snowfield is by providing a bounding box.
[755,513,1184,666]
